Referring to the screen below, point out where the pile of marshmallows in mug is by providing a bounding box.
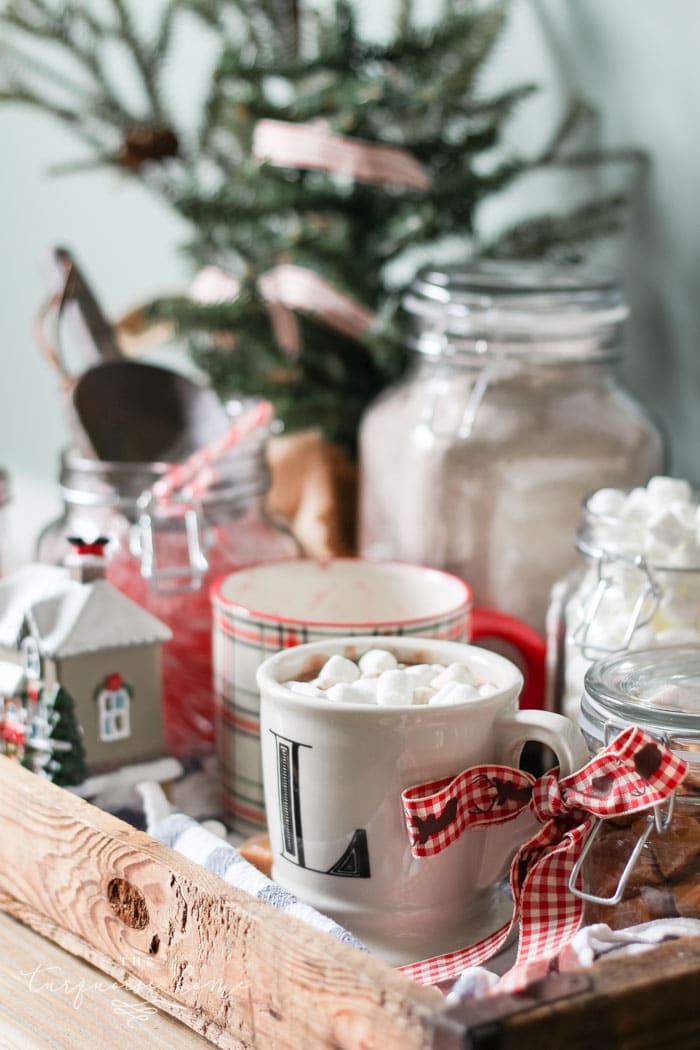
[287,649,498,706]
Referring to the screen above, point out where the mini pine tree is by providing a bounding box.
[0,0,638,450]
[45,684,88,787]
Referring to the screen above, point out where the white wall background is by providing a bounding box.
[0,0,698,568]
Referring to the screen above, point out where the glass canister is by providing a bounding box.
[576,646,700,929]
[36,435,299,758]
[359,262,665,635]
[548,477,700,721]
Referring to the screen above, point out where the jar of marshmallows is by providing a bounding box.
[359,262,664,635]
[575,646,700,929]
[548,476,700,720]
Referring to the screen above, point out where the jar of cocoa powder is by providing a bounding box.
[575,646,700,928]
[359,262,665,635]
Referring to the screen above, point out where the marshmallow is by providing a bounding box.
[358,648,399,675]
[646,476,693,506]
[376,669,413,706]
[326,682,376,704]
[563,475,700,720]
[430,662,479,690]
[289,681,326,698]
[429,681,479,705]
[621,487,652,521]
[288,652,497,707]
[317,654,361,687]
[646,508,689,551]
[588,488,627,518]
[639,684,697,712]
[403,663,444,687]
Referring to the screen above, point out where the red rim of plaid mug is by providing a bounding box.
[211,557,471,629]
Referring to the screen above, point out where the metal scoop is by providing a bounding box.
[38,248,229,462]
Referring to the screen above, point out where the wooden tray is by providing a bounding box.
[2,755,700,1050]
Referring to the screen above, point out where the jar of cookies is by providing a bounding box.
[575,646,700,928]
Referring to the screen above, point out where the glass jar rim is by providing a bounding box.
[581,646,700,743]
[402,260,628,356]
[58,441,270,514]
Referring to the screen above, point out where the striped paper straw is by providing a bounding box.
[152,400,275,506]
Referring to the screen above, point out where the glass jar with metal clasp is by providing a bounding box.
[548,487,700,721]
[359,261,665,636]
[36,426,299,758]
[573,647,700,928]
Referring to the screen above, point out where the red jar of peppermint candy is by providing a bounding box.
[37,437,299,758]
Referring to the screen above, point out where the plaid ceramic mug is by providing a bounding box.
[257,635,588,963]
[212,558,546,833]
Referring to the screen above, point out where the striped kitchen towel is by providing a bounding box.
[138,782,367,953]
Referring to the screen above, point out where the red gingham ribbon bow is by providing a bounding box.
[398,726,687,989]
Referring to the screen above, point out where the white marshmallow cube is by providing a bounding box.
[358,648,398,675]
[403,663,444,687]
[621,487,652,521]
[430,662,479,690]
[429,681,479,705]
[646,508,689,551]
[646,476,693,506]
[412,686,435,705]
[588,488,627,517]
[289,681,326,698]
[317,654,361,687]
[376,669,413,706]
[326,682,376,704]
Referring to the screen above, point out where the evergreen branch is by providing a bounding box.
[484,194,628,260]
[108,0,165,122]
[0,22,140,127]
[0,83,106,152]
[530,147,648,171]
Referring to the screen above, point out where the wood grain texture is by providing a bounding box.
[0,757,443,1050]
[0,910,212,1049]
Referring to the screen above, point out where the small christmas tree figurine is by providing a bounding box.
[44,684,88,787]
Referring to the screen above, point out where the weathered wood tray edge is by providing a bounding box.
[2,756,700,1050]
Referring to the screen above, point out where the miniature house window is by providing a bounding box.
[21,637,41,680]
[97,683,131,742]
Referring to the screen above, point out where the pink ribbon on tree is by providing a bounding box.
[253,118,430,192]
[398,726,688,989]
[190,264,377,358]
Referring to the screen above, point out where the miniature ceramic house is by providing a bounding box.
[0,546,172,772]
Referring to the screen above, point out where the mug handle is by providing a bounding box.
[471,606,546,711]
[495,709,589,778]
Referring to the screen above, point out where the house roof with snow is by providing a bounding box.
[25,579,172,658]
[0,660,25,696]
[0,564,72,649]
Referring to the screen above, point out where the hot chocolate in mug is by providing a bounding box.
[213,558,546,833]
[257,636,588,964]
